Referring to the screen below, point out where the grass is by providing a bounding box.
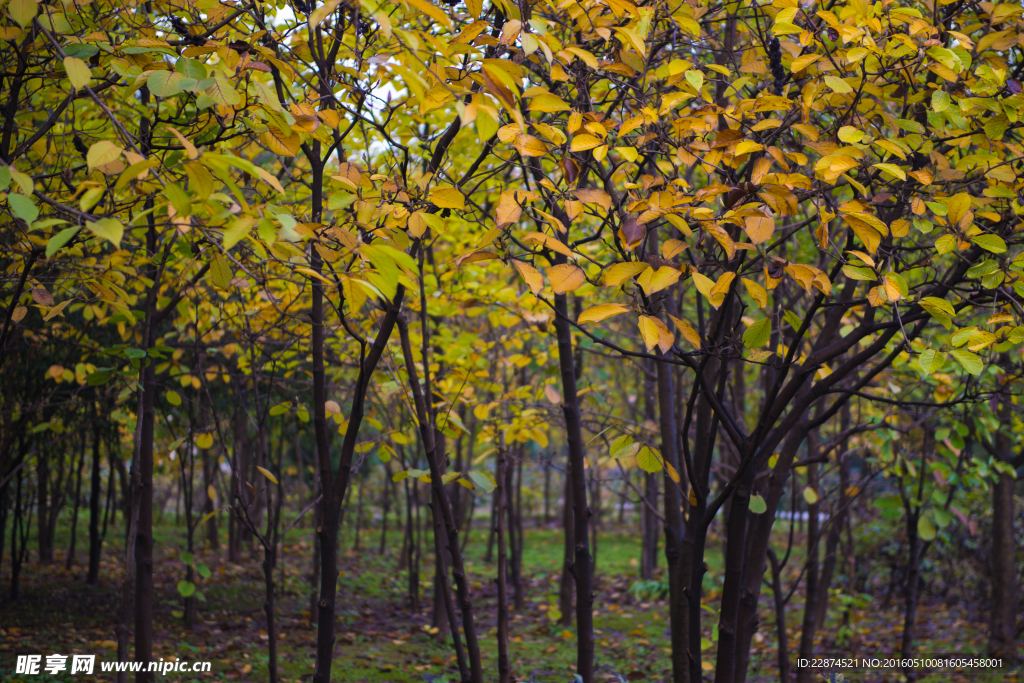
[0,511,1017,683]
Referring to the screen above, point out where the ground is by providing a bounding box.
[0,519,1014,683]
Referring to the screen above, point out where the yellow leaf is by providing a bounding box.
[873,163,906,181]
[167,126,199,160]
[523,232,575,259]
[256,466,279,485]
[710,272,736,308]
[638,315,673,353]
[87,140,122,170]
[453,250,499,266]
[705,223,736,259]
[637,266,681,295]
[570,134,602,152]
[741,277,768,308]
[790,53,821,72]
[512,259,544,294]
[548,264,586,294]
[261,126,301,157]
[63,57,91,90]
[882,275,902,302]
[669,314,701,349]
[528,93,571,112]
[196,433,214,449]
[574,188,611,210]
[405,0,451,27]
[744,213,775,245]
[691,271,715,299]
[496,189,531,226]
[602,262,649,286]
[824,75,853,94]
[513,134,548,157]
[431,186,465,210]
[544,384,562,404]
[578,303,630,325]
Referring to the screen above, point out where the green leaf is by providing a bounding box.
[269,403,290,416]
[972,234,1007,253]
[179,551,194,566]
[177,580,196,597]
[166,182,192,217]
[222,216,255,250]
[86,218,124,248]
[742,318,771,348]
[950,348,983,375]
[931,89,950,113]
[917,515,937,541]
[210,252,233,289]
[803,487,819,505]
[748,493,767,514]
[468,471,496,493]
[147,70,184,98]
[636,446,663,473]
[196,563,211,579]
[8,193,38,224]
[842,265,876,281]
[166,390,182,406]
[918,349,946,375]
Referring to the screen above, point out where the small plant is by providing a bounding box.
[176,550,211,602]
[628,578,669,601]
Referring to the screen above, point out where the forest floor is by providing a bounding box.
[0,520,1015,683]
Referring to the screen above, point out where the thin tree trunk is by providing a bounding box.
[552,287,594,682]
[657,351,688,683]
[767,549,790,683]
[88,420,103,585]
[397,313,483,683]
[66,436,88,570]
[988,397,1017,659]
[559,467,574,628]
[496,435,511,683]
[795,457,820,683]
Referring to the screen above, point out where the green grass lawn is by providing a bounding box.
[0,514,1015,683]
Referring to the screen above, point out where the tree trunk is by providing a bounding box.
[396,307,483,681]
[559,465,574,627]
[36,449,52,564]
[767,549,790,683]
[135,338,157,683]
[66,436,87,570]
[88,420,103,585]
[552,287,594,682]
[657,351,688,683]
[988,398,1017,659]
[496,435,511,683]
[795,458,820,683]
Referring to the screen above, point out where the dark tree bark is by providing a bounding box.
[657,350,688,683]
[552,285,594,682]
[988,396,1018,659]
[397,312,483,683]
[766,548,790,683]
[66,435,88,570]
[795,455,820,683]
[88,420,103,585]
[496,435,511,683]
[559,467,574,627]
